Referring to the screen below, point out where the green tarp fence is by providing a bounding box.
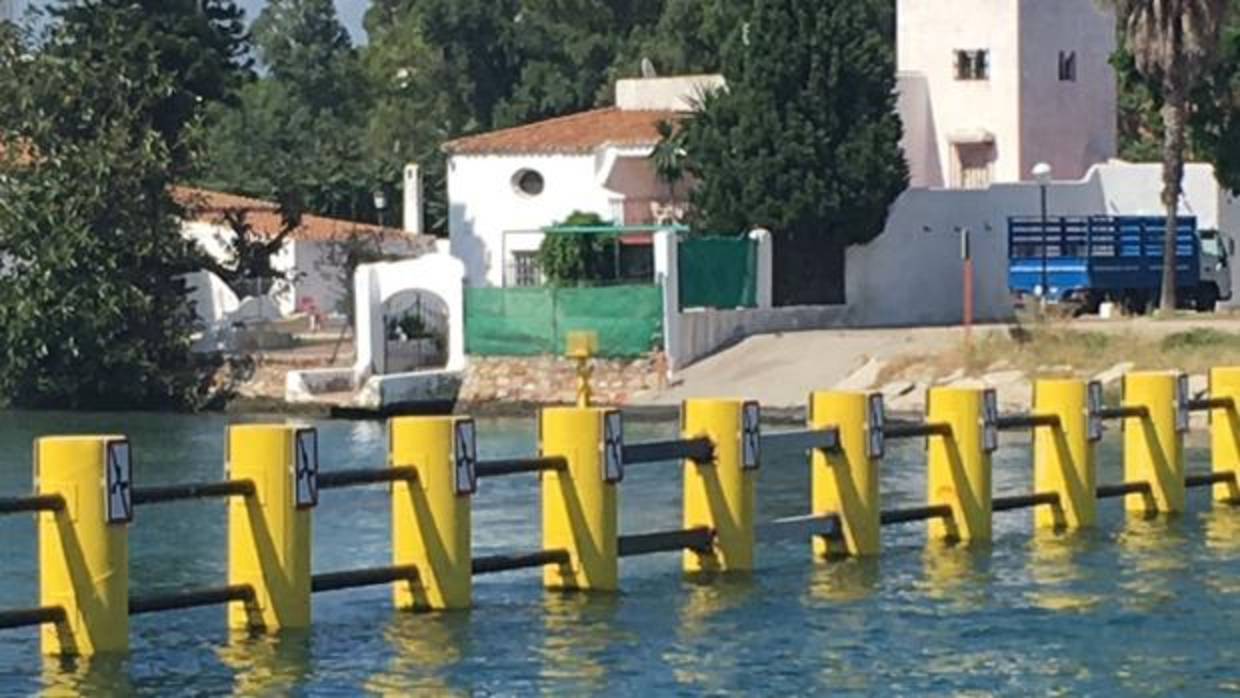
[678,236,757,310]
[465,284,663,357]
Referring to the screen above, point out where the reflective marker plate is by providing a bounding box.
[454,419,478,495]
[868,393,886,459]
[982,389,999,453]
[603,411,624,484]
[294,428,319,509]
[1087,381,1104,442]
[105,439,133,525]
[742,401,761,470]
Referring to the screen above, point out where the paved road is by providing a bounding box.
[634,315,1240,408]
[635,325,1001,407]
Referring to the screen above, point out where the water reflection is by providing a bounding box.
[538,593,622,692]
[919,543,992,610]
[1115,517,1190,612]
[806,557,880,604]
[365,612,470,696]
[1202,509,1240,595]
[216,630,311,695]
[663,576,754,692]
[39,654,134,697]
[1025,531,1103,612]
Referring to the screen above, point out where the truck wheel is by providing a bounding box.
[1196,285,1219,312]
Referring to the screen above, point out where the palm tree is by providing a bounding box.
[1104,0,1229,311]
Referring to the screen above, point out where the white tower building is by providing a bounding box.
[896,0,1118,189]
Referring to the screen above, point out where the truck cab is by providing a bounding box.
[1195,229,1233,311]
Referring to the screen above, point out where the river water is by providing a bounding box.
[1,409,1239,695]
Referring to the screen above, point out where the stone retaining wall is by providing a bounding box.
[458,355,665,406]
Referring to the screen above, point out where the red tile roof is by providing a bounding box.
[174,187,420,243]
[443,108,684,155]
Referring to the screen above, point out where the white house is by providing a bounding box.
[444,75,725,288]
[176,187,434,319]
[897,0,1117,188]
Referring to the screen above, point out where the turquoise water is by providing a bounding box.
[2,410,1240,695]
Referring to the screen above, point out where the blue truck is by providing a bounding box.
[1008,215,1233,313]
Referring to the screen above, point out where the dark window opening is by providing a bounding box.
[1058,51,1077,82]
[954,49,990,81]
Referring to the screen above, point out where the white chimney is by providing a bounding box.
[403,163,423,234]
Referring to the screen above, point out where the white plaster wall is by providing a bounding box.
[897,72,943,188]
[353,253,467,379]
[615,75,726,111]
[898,0,1022,183]
[448,154,618,287]
[1018,0,1116,181]
[182,221,297,315]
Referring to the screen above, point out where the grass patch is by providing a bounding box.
[879,321,1240,386]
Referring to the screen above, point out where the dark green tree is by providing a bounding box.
[49,0,250,175]
[677,0,907,304]
[0,6,239,408]
[198,0,379,222]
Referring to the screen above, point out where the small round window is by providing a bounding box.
[513,169,545,197]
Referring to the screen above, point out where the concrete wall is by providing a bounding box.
[665,162,1238,369]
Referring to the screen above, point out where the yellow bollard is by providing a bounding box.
[1033,379,1097,529]
[1209,367,1240,503]
[1123,371,1185,514]
[390,416,474,610]
[811,391,881,558]
[927,387,993,543]
[37,436,131,656]
[682,399,756,572]
[542,407,619,591]
[227,424,315,631]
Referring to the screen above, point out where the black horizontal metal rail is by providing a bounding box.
[1097,481,1152,499]
[0,493,66,515]
[1188,397,1236,412]
[994,414,1061,431]
[0,605,65,630]
[1187,471,1237,488]
[1096,405,1149,421]
[319,466,417,490]
[619,527,714,557]
[760,428,841,455]
[472,549,570,575]
[129,584,255,616]
[132,480,254,506]
[476,456,566,478]
[623,437,714,465]
[993,491,1061,512]
[880,504,953,525]
[884,422,953,440]
[311,565,419,593]
[755,513,843,542]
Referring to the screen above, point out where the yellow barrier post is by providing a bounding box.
[227,424,315,631]
[811,391,881,558]
[542,407,620,591]
[390,416,474,610]
[682,399,756,572]
[927,387,994,543]
[1034,379,1097,529]
[1210,367,1240,503]
[1123,371,1185,514]
[37,436,131,656]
